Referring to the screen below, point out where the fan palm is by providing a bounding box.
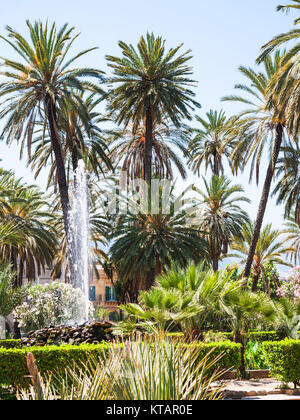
[109,119,189,181]
[222,52,287,281]
[231,222,293,293]
[115,262,242,337]
[106,32,200,186]
[195,175,250,271]
[188,110,238,176]
[0,21,104,275]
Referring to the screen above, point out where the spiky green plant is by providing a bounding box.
[17,336,225,400]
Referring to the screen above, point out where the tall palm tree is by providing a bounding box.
[109,120,189,181]
[256,7,300,141]
[0,21,104,276]
[189,110,238,176]
[106,32,200,187]
[196,175,250,272]
[231,222,293,293]
[222,52,287,281]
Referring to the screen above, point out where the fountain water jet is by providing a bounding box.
[68,159,91,324]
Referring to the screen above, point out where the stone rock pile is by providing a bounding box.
[21,322,114,347]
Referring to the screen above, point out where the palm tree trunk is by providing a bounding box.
[243,123,283,281]
[234,331,247,379]
[251,272,260,293]
[212,256,219,272]
[213,151,218,176]
[45,94,75,282]
[144,107,153,187]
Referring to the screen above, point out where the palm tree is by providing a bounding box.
[189,110,238,176]
[256,5,300,141]
[115,262,242,337]
[106,32,200,187]
[222,52,287,281]
[196,175,250,272]
[109,120,189,182]
[109,194,208,295]
[0,21,104,276]
[231,222,293,293]
[0,170,57,286]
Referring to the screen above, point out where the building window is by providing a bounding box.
[89,286,96,302]
[109,311,119,322]
[105,286,117,302]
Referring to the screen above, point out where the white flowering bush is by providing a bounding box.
[277,267,300,303]
[14,282,94,332]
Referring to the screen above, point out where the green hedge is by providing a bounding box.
[168,331,281,343]
[0,340,241,388]
[0,343,109,388]
[263,340,300,386]
[195,341,241,374]
[209,331,281,343]
[0,339,21,349]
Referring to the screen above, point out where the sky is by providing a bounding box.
[0,0,297,273]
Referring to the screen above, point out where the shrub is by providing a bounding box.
[0,339,21,349]
[263,340,300,387]
[0,343,110,388]
[14,282,94,332]
[277,267,300,303]
[0,340,241,388]
[204,331,281,343]
[245,341,268,370]
[195,341,241,375]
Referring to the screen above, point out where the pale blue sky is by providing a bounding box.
[0,0,297,273]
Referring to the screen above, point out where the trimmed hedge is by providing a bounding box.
[0,340,241,388]
[0,343,110,388]
[195,341,241,374]
[167,331,282,343]
[210,331,281,343]
[263,340,300,386]
[0,339,21,349]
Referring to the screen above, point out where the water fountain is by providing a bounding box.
[68,159,91,324]
[17,160,114,346]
